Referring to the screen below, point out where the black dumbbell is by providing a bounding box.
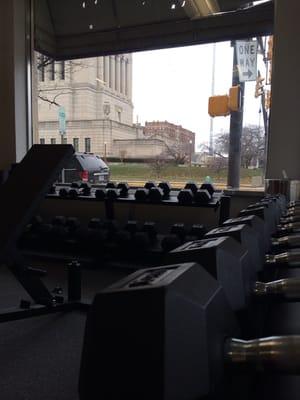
[106,182,117,189]
[177,189,194,204]
[132,232,151,251]
[117,182,130,198]
[79,262,300,400]
[142,222,157,243]
[170,223,186,242]
[66,217,81,232]
[125,221,138,235]
[80,182,91,190]
[167,236,300,310]
[88,218,102,230]
[59,188,69,198]
[167,237,253,311]
[52,216,67,226]
[194,189,211,204]
[106,188,120,200]
[80,186,91,196]
[95,189,106,200]
[158,182,171,198]
[135,188,149,202]
[184,181,198,195]
[161,234,182,252]
[223,215,267,256]
[189,224,206,239]
[114,230,132,249]
[69,188,79,199]
[200,182,215,196]
[29,215,43,232]
[205,224,263,273]
[48,185,56,195]
[144,181,157,190]
[71,181,81,188]
[103,220,119,240]
[148,187,164,203]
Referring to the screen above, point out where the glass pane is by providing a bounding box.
[34,36,272,190]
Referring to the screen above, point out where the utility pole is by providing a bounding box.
[227,41,245,189]
[209,43,216,156]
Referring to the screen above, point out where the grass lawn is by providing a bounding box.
[109,162,263,185]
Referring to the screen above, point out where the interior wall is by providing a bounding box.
[266,0,300,179]
[0,0,30,170]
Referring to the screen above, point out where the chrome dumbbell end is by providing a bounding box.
[265,254,278,265]
[225,336,300,373]
[253,278,300,299]
[253,281,268,296]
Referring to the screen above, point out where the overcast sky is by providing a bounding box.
[132,41,265,150]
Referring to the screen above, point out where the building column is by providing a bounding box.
[121,57,126,95]
[104,56,110,86]
[127,58,132,99]
[110,56,115,89]
[0,0,31,169]
[116,56,120,93]
[98,56,105,81]
[125,60,128,96]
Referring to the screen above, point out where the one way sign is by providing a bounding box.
[235,40,258,82]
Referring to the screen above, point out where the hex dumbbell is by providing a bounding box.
[79,262,300,400]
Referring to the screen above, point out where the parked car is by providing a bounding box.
[57,152,110,184]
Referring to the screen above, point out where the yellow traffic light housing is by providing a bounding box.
[228,85,241,112]
[208,95,230,117]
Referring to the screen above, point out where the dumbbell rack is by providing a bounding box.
[45,186,231,225]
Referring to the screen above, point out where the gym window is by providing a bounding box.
[73,138,79,152]
[85,138,91,153]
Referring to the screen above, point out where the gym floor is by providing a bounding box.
[0,263,129,400]
[1,262,300,400]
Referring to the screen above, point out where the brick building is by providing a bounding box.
[143,121,195,156]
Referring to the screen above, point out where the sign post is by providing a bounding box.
[58,106,66,135]
[235,40,258,82]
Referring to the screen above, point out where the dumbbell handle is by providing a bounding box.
[272,235,300,248]
[253,278,300,299]
[281,216,300,224]
[225,336,300,373]
[265,250,300,267]
[277,222,300,233]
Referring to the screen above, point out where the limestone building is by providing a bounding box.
[38,54,137,157]
[38,55,195,161]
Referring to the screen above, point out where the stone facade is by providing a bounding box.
[37,55,196,161]
[38,54,137,155]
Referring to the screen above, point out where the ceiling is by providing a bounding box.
[34,0,273,59]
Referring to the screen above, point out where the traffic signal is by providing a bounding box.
[228,85,241,112]
[208,95,230,117]
[255,76,265,98]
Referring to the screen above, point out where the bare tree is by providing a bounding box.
[35,52,89,107]
[214,125,265,168]
[162,142,188,165]
[149,156,168,179]
[119,149,127,163]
